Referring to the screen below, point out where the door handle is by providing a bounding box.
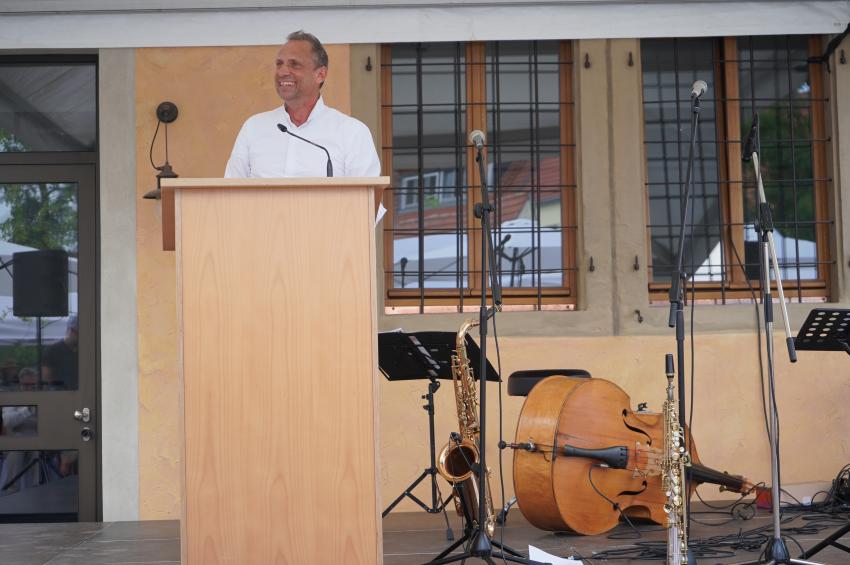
[74,408,91,423]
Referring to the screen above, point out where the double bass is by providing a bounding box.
[511,375,757,535]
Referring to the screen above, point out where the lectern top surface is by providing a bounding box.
[162,177,390,189]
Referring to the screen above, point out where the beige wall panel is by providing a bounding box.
[135,44,352,519]
[381,332,850,513]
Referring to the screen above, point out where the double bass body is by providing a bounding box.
[513,375,694,536]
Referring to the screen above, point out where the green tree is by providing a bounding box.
[0,127,25,152]
[0,183,78,252]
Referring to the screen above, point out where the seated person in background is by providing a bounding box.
[0,368,40,495]
[1,367,38,435]
[0,358,18,391]
[42,315,78,390]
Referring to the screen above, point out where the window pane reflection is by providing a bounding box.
[0,183,79,391]
[487,41,564,288]
[0,405,37,436]
[641,38,721,282]
[0,449,78,521]
[0,64,96,152]
[738,36,818,280]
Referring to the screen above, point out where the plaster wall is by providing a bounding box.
[132,39,850,520]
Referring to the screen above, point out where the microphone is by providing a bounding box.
[742,114,759,163]
[468,129,486,150]
[276,123,333,177]
[498,440,537,452]
[690,80,708,99]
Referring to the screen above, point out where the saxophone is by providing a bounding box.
[663,355,690,565]
[436,319,496,538]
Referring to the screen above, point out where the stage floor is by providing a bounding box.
[0,505,847,564]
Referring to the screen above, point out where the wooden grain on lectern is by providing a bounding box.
[161,177,388,565]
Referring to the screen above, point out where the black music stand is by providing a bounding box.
[793,308,850,560]
[794,308,850,356]
[378,331,500,541]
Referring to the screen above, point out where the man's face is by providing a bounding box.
[274,40,327,105]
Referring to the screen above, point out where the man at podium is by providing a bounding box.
[224,30,381,180]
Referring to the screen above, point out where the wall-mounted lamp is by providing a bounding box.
[143,101,180,200]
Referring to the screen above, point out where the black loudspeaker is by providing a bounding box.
[12,250,69,318]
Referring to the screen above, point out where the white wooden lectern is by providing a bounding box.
[161,177,389,565]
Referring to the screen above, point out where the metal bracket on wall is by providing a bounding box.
[589,256,595,272]
[584,53,591,68]
[366,56,373,71]
[628,52,634,67]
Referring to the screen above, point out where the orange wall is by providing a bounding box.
[135,45,850,522]
[135,44,351,519]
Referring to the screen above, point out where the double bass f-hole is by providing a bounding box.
[622,408,653,445]
[617,480,648,498]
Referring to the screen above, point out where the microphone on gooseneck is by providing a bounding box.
[276,123,333,177]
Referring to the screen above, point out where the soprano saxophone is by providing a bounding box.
[436,319,496,538]
[663,354,690,565]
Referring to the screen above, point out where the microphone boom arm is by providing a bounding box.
[277,123,333,177]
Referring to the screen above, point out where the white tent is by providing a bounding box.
[392,219,564,288]
[693,226,817,282]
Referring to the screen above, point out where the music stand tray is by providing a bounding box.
[378,331,500,383]
[794,308,850,355]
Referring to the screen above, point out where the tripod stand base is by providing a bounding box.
[425,528,549,565]
[382,469,454,541]
[800,521,850,560]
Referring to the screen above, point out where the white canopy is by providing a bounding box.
[0,1,846,49]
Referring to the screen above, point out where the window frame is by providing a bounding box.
[641,35,833,303]
[380,41,578,311]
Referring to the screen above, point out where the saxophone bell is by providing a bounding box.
[437,437,479,483]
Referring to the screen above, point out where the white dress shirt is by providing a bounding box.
[224,97,381,179]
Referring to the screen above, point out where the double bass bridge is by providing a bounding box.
[633,441,662,478]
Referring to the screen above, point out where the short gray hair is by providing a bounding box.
[287,30,329,70]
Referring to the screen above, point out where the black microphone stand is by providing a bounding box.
[732,116,819,565]
[427,139,545,565]
[667,87,702,565]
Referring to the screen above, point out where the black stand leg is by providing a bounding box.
[799,522,850,560]
[383,379,454,540]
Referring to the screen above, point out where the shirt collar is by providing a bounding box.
[281,96,326,130]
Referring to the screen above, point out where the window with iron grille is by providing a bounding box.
[641,36,833,303]
[381,41,577,312]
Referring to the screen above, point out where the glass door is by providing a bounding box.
[0,164,97,522]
